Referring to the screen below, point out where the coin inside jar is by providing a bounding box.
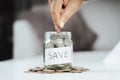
[44,32,73,70]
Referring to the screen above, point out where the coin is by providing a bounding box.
[25,66,89,74]
[35,67,44,71]
[46,42,54,48]
[64,38,72,47]
[56,69,65,73]
[43,69,55,74]
[54,43,64,47]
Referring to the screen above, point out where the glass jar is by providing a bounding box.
[44,31,73,70]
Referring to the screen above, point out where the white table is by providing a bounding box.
[0,51,120,80]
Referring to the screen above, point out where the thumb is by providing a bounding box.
[59,0,83,28]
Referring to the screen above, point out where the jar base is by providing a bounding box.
[44,63,72,70]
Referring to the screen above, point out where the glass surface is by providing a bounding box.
[44,31,73,70]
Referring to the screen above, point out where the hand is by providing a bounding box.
[48,0,83,31]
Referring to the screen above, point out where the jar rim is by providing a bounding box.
[45,31,71,39]
[45,31,71,34]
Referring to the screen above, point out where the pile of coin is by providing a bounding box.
[25,66,89,74]
[45,32,72,49]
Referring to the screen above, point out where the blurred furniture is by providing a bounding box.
[81,0,120,50]
[14,20,42,59]
[14,0,32,15]
[0,51,120,80]
[103,41,120,65]
[14,0,48,15]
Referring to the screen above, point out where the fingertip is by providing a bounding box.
[55,26,61,33]
[60,21,65,28]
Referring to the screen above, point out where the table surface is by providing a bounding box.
[0,51,120,80]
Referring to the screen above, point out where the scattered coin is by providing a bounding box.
[43,69,55,74]
[25,66,89,74]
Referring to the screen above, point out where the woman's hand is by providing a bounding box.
[48,0,83,31]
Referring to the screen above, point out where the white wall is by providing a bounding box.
[80,0,120,50]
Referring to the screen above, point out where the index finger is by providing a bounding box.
[49,0,63,29]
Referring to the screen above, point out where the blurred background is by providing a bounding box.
[0,0,47,60]
[0,0,120,61]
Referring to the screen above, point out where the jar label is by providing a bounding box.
[45,46,73,65]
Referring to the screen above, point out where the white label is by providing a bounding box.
[45,46,73,65]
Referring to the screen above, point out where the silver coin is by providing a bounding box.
[64,38,72,47]
[43,69,55,73]
[54,43,64,47]
[35,67,44,71]
[45,42,54,48]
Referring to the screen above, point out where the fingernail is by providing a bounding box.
[60,21,64,28]
[56,27,61,33]
[55,25,61,33]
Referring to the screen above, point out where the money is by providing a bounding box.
[64,37,72,47]
[56,68,71,73]
[44,32,72,70]
[25,66,89,74]
[28,67,44,72]
[45,42,54,48]
[43,69,55,74]
[47,33,70,48]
